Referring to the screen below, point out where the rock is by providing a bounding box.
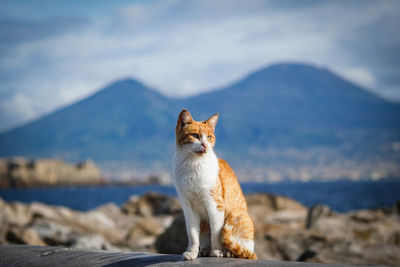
[305,243,400,266]
[120,195,139,214]
[297,250,317,262]
[122,192,182,217]
[72,234,120,251]
[96,203,123,218]
[19,228,46,246]
[246,194,308,234]
[246,193,307,212]
[127,217,165,238]
[32,202,123,243]
[0,158,104,188]
[0,244,359,267]
[3,201,32,226]
[155,213,187,254]
[126,216,168,249]
[29,202,61,221]
[306,205,332,229]
[0,161,9,188]
[350,210,383,223]
[30,220,76,246]
[1,192,400,267]
[6,226,45,246]
[270,206,400,266]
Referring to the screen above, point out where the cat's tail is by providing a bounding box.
[221,216,257,260]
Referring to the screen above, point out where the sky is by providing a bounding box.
[0,0,399,131]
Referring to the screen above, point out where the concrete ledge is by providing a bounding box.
[0,245,377,267]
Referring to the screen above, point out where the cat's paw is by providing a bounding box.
[210,249,224,257]
[200,247,211,257]
[224,249,234,258]
[183,251,198,261]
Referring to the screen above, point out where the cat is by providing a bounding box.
[173,108,257,260]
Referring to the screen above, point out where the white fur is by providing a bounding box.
[234,238,255,252]
[224,223,255,253]
[174,138,224,260]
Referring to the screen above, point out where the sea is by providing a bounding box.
[1,180,399,212]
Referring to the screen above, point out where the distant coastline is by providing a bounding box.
[0,158,105,189]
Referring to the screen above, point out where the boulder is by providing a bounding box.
[0,244,362,267]
[122,192,182,217]
[246,194,308,234]
[306,205,333,229]
[2,201,32,226]
[155,213,187,254]
[72,234,120,251]
[126,216,170,249]
[1,192,400,267]
[5,226,45,246]
[29,220,77,246]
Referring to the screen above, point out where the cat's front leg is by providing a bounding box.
[206,201,224,257]
[182,202,200,260]
[199,220,211,257]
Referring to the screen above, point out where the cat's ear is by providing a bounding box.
[206,113,219,130]
[177,108,193,129]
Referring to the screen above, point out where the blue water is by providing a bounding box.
[0,180,399,212]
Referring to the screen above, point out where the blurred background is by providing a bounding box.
[0,0,399,265]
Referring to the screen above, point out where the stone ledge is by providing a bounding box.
[0,245,382,267]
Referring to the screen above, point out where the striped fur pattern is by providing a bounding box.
[173,109,257,260]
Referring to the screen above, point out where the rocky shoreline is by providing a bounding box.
[0,192,399,266]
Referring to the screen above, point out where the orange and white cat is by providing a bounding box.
[173,109,257,260]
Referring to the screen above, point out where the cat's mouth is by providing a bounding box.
[195,148,207,155]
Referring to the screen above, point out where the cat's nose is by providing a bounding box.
[201,143,207,151]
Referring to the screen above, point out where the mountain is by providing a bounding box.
[0,79,177,164]
[186,64,400,149]
[1,63,399,177]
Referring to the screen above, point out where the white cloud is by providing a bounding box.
[2,92,35,118]
[114,0,181,24]
[337,67,376,89]
[0,0,399,130]
[0,92,42,130]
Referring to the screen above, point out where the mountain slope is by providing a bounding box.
[0,63,399,171]
[0,79,178,163]
[186,63,399,128]
[185,64,400,153]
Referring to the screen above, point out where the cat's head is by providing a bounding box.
[175,109,219,156]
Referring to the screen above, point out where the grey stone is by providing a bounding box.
[306,205,332,229]
[0,245,373,267]
[122,192,182,217]
[155,213,187,254]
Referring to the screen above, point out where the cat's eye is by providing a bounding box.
[207,135,212,140]
[191,133,199,139]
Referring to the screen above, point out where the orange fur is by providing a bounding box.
[176,109,216,148]
[200,220,210,234]
[218,159,257,259]
[175,109,257,259]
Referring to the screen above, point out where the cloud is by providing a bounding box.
[0,17,88,46]
[336,67,376,89]
[0,0,399,131]
[0,92,42,131]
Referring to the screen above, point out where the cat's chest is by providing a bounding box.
[174,153,219,192]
